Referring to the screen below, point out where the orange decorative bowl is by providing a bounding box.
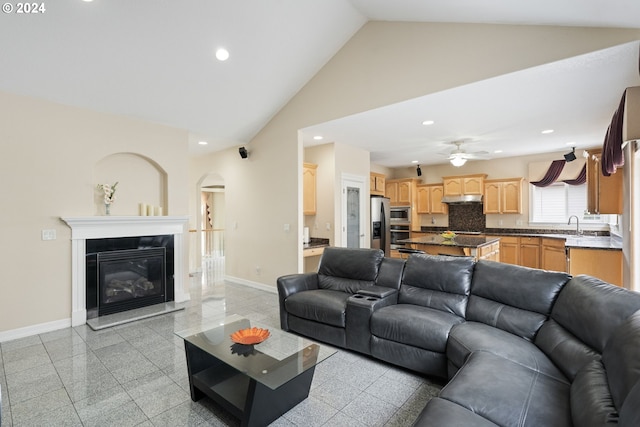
[230,327,270,345]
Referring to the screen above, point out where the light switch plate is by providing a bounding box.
[42,229,56,240]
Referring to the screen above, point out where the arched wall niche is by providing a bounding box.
[94,152,168,216]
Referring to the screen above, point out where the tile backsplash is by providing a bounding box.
[448,204,486,232]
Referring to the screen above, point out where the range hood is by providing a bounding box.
[441,194,483,204]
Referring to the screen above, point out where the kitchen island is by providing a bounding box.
[399,234,501,261]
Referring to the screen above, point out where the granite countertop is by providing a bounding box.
[400,234,500,248]
[416,228,622,250]
[303,238,330,250]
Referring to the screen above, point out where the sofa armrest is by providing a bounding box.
[346,292,397,354]
[357,286,398,299]
[277,273,319,331]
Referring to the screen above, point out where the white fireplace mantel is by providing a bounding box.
[61,215,190,326]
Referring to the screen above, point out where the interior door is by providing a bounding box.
[341,175,366,248]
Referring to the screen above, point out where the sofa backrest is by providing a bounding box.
[398,253,475,317]
[317,247,385,293]
[536,275,640,381]
[467,260,570,341]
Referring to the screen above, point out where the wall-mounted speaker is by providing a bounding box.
[239,147,248,159]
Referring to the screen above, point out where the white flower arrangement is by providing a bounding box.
[97,182,118,205]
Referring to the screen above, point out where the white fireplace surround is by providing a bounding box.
[62,216,190,326]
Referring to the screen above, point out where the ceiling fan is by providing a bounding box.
[440,140,490,167]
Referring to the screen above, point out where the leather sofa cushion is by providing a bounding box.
[370,336,448,377]
[371,304,464,352]
[317,247,384,294]
[398,254,474,317]
[602,309,640,411]
[284,289,350,327]
[441,351,572,427]
[447,321,568,383]
[619,380,640,427]
[535,319,600,381]
[570,360,618,427]
[414,397,499,427]
[467,261,569,340]
[550,276,640,354]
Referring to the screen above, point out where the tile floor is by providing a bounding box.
[0,277,443,426]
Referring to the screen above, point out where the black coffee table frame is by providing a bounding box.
[177,315,328,427]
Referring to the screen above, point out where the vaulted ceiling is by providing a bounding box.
[1,0,639,166]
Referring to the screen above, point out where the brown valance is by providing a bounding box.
[602,91,626,176]
[530,160,566,187]
[562,163,587,185]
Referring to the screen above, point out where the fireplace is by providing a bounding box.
[62,216,189,326]
[86,235,174,318]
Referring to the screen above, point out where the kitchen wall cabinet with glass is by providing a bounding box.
[416,184,448,215]
[303,162,317,216]
[443,174,486,197]
[483,178,523,214]
[370,172,386,196]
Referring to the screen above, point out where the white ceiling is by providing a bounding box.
[1,0,639,164]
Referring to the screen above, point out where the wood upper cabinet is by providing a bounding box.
[443,174,487,196]
[303,163,317,216]
[370,172,386,196]
[483,178,523,214]
[386,178,417,206]
[416,184,448,214]
[586,148,623,214]
[541,238,567,273]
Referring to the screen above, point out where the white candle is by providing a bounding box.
[155,206,163,216]
[139,203,147,216]
[147,205,154,216]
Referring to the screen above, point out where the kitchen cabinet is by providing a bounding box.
[443,174,487,197]
[586,148,623,214]
[483,178,523,214]
[385,179,416,206]
[569,248,622,286]
[478,241,500,262]
[496,235,540,268]
[370,172,386,196]
[303,163,317,216]
[520,236,541,269]
[541,238,567,273]
[416,184,448,215]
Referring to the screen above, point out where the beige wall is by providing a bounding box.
[0,90,188,334]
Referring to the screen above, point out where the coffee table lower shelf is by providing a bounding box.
[185,341,315,427]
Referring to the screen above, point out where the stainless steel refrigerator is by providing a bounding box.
[371,196,390,256]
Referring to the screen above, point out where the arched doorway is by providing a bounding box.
[195,173,226,294]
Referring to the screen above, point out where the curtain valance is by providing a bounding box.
[528,158,586,187]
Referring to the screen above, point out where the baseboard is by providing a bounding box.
[0,318,71,343]
[224,275,277,294]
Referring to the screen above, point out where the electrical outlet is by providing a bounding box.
[283,223,290,232]
[516,220,523,226]
[431,217,436,225]
[498,220,504,226]
[326,222,331,231]
[41,229,56,240]
[255,266,261,275]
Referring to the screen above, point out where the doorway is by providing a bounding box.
[341,174,367,248]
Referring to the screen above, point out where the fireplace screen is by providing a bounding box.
[95,247,166,316]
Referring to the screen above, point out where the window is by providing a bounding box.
[530,183,608,224]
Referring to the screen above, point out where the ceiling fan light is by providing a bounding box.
[450,156,467,167]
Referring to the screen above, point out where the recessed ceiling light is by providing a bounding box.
[215,48,229,61]
[541,129,554,134]
[566,142,576,146]
[411,160,419,164]
[198,141,208,145]
[422,120,434,126]
[82,0,94,2]
[313,135,323,141]
[494,150,503,154]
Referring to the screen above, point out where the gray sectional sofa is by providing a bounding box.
[277,247,640,426]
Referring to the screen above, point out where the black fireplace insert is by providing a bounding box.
[86,235,174,318]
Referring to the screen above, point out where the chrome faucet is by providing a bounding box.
[568,215,581,235]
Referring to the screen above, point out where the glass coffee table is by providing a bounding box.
[175,314,335,427]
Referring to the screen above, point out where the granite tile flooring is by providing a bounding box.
[0,278,443,426]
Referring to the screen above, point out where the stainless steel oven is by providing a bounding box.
[390,224,410,249]
[390,206,411,224]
